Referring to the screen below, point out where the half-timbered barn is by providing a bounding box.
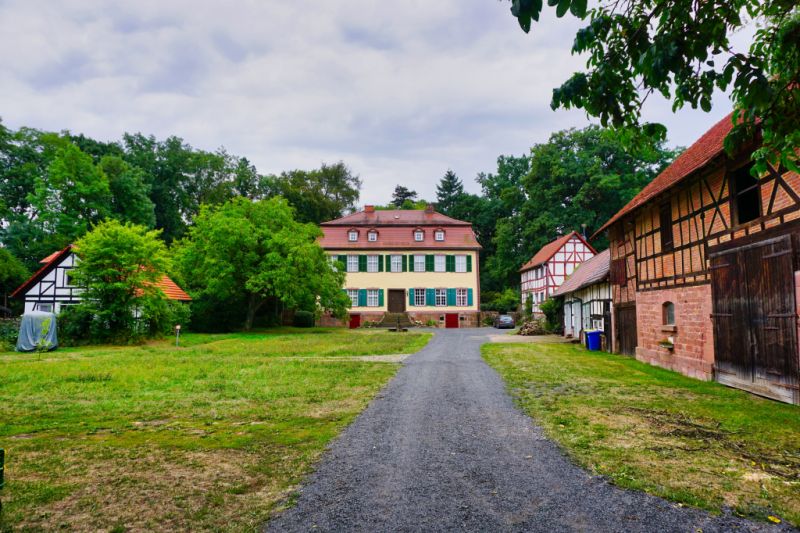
[552,248,611,350]
[519,231,596,314]
[596,113,800,404]
[11,245,191,313]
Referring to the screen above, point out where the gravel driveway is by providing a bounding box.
[265,328,789,532]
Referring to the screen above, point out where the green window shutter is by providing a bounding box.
[425,288,435,306]
[466,255,472,272]
[446,288,456,306]
[402,255,408,272]
[408,288,415,306]
[385,255,391,271]
[446,255,455,272]
[358,255,367,272]
[468,288,474,306]
[338,255,347,267]
[425,255,434,272]
[358,289,367,307]
[378,289,385,307]
[378,255,384,272]
[409,254,415,271]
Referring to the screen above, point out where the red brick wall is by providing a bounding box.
[634,284,715,380]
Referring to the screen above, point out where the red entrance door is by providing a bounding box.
[445,313,459,328]
[349,314,361,329]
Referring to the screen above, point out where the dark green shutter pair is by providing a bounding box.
[446,288,456,306]
[356,288,384,307]
[466,255,472,272]
[358,255,367,272]
[378,255,384,272]
[446,256,456,272]
[337,255,347,268]
[425,255,435,272]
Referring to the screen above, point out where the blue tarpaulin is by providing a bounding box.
[16,311,58,352]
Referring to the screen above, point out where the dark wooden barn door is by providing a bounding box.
[387,290,406,313]
[615,304,637,355]
[710,236,799,403]
[602,301,612,352]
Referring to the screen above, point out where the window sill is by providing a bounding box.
[660,325,677,333]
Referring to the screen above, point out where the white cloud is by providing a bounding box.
[0,0,748,205]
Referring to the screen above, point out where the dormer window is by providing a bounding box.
[414,229,424,242]
[368,230,378,242]
[348,230,358,242]
[434,230,445,241]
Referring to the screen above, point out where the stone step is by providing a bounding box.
[379,312,415,328]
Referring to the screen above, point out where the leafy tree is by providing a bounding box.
[484,126,677,290]
[99,156,156,228]
[29,143,112,252]
[71,220,172,342]
[508,0,800,173]
[391,185,418,208]
[0,248,28,313]
[262,161,361,224]
[174,197,349,330]
[435,169,465,215]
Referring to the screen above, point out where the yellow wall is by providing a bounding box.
[330,250,480,312]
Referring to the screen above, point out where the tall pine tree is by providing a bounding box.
[435,169,464,215]
[391,185,417,208]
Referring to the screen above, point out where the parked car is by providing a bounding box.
[493,314,516,329]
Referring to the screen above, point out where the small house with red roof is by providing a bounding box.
[319,204,481,328]
[519,231,596,315]
[11,245,191,314]
[551,249,611,348]
[595,113,800,404]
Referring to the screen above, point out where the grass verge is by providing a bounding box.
[0,328,431,532]
[483,342,800,526]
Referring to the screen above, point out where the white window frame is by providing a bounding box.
[435,288,447,307]
[456,288,468,307]
[367,255,379,272]
[368,231,377,242]
[414,230,424,242]
[37,303,54,313]
[455,255,467,273]
[434,255,446,272]
[414,255,425,272]
[414,288,426,306]
[391,255,402,273]
[434,230,445,241]
[347,289,359,307]
[367,289,379,307]
[348,230,358,242]
[347,255,359,272]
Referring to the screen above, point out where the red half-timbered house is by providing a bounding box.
[519,231,596,314]
[596,113,800,404]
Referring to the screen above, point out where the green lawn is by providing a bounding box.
[0,328,431,532]
[484,342,800,527]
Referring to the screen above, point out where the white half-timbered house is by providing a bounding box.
[11,245,191,313]
[519,231,596,314]
[552,248,612,349]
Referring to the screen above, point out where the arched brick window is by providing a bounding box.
[662,302,675,325]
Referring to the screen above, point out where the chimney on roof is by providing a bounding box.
[364,205,375,213]
[425,204,435,214]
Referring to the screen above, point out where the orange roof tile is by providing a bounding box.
[594,112,735,237]
[152,275,192,301]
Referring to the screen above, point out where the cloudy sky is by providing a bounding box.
[0,1,742,205]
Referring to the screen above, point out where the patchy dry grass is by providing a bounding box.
[0,328,431,532]
[483,342,800,527]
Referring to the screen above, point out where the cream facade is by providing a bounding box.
[319,206,482,327]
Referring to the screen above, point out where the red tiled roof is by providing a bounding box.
[552,249,610,297]
[151,275,192,301]
[11,244,74,299]
[322,209,472,227]
[594,112,735,237]
[519,231,595,272]
[319,208,481,250]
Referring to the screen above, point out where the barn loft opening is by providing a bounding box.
[731,163,760,225]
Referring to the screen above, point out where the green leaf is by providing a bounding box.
[570,0,587,18]
[556,0,571,18]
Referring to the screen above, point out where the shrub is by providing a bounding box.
[0,317,21,351]
[539,297,563,333]
[58,306,95,346]
[292,310,315,328]
[480,288,520,313]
